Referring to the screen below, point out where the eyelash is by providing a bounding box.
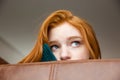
[71,41,81,47]
[49,40,81,51]
[50,45,59,51]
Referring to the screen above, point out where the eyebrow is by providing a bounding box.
[48,41,58,45]
[68,36,82,40]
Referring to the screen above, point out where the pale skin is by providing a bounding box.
[48,22,90,60]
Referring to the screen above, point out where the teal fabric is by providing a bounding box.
[41,44,57,62]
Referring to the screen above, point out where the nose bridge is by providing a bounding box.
[61,44,69,57]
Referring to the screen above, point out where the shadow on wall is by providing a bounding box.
[0,0,6,14]
[0,0,4,8]
[117,0,120,11]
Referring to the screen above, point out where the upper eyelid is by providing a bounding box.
[70,41,80,45]
[68,40,83,46]
[49,42,60,47]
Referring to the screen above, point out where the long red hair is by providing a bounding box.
[19,10,101,63]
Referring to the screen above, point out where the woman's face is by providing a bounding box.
[48,22,90,61]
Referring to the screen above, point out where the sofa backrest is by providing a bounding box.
[0,59,120,80]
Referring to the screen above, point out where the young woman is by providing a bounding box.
[19,10,101,63]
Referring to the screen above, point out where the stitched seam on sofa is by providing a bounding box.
[49,63,55,80]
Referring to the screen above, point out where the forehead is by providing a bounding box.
[48,22,82,41]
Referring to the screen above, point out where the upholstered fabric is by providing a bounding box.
[0,59,120,80]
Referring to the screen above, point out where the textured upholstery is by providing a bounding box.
[0,59,120,80]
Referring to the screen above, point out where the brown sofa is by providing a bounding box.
[0,59,120,80]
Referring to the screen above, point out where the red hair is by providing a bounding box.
[19,10,101,63]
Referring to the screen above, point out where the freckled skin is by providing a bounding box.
[48,22,90,61]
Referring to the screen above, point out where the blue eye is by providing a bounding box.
[50,45,59,51]
[71,41,80,47]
